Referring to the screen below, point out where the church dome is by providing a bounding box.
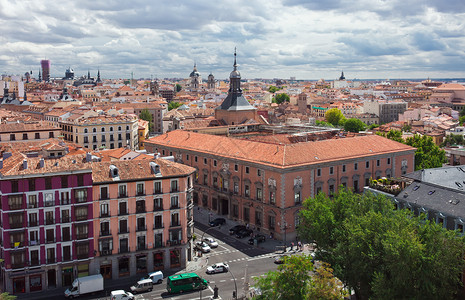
[189,64,200,77]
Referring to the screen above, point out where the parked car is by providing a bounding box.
[130,279,153,294]
[229,225,246,235]
[110,290,134,300]
[140,271,164,284]
[248,234,266,245]
[209,218,226,227]
[236,228,253,238]
[195,241,211,253]
[203,237,218,248]
[206,262,230,274]
[274,255,289,264]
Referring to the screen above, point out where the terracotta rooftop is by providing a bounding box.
[0,121,60,133]
[92,158,195,183]
[145,130,416,169]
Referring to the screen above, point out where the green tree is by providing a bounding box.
[273,93,290,104]
[138,109,153,132]
[376,129,404,143]
[268,86,279,93]
[402,123,412,132]
[460,115,465,125]
[441,133,464,147]
[168,102,182,111]
[405,134,446,170]
[298,189,465,300]
[316,120,335,128]
[253,255,346,300]
[460,106,465,117]
[175,83,182,92]
[343,118,366,133]
[368,123,379,130]
[0,293,16,300]
[324,108,345,126]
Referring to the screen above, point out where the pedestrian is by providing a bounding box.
[246,223,249,230]
[269,232,273,239]
[298,241,302,251]
[291,242,294,251]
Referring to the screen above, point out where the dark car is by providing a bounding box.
[248,234,266,245]
[209,218,226,227]
[236,228,253,238]
[229,225,246,235]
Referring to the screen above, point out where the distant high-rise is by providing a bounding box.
[41,60,51,82]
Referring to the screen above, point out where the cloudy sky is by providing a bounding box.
[1,0,465,80]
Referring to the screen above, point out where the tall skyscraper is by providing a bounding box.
[40,60,51,82]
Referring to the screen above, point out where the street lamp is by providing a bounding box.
[228,269,238,299]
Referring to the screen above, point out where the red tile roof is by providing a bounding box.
[145,130,415,168]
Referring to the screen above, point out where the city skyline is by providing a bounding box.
[1,0,465,80]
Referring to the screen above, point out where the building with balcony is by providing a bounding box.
[0,152,94,294]
[144,130,415,242]
[59,112,139,151]
[91,158,195,280]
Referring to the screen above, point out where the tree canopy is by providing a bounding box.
[441,133,465,147]
[138,109,153,132]
[405,134,446,170]
[253,255,347,300]
[268,86,280,93]
[325,108,345,126]
[298,189,465,300]
[375,129,404,143]
[168,101,182,111]
[273,93,290,104]
[343,118,366,133]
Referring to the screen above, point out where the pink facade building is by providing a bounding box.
[0,152,94,294]
[91,158,195,279]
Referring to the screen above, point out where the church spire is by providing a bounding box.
[233,47,237,70]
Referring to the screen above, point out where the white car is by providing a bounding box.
[203,237,218,248]
[206,262,230,274]
[195,241,211,253]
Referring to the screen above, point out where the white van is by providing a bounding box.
[130,279,153,293]
[141,271,164,284]
[110,290,134,300]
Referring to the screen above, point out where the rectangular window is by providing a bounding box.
[256,188,262,200]
[268,215,275,231]
[119,185,127,197]
[29,213,38,227]
[136,183,144,195]
[245,166,249,174]
[213,160,217,167]
[257,169,261,176]
[194,156,198,162]
[45,177,52,190]
[28,179,35,191]
[44,193,54,207]
[244,184,250,197]
[366,161,370,168]
[204,158,207,165]
[387,158,391,165]
[243,207,250,222]
[171,180,178,192]
[28,194,37,208]
[45,211,54,225]
[8,195,22,210]
[154,181,162,194]
[170,196,179,209]
[317,168,321,176]
[234,164,238,172]
[354,163,358,171]
[234,182,239,194]
[342,164,346,172]
[377,159,380,167]
[61,209,70,223]
[100,186,108,200]
[171,213,180,227]
[100,203,109,217]
[154,197,163,211]
[295,191,301,204]
[270,191,275,205]
[74,189,87,203]
[329,166,334,175]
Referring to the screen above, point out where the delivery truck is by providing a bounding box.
[64,274,104,298]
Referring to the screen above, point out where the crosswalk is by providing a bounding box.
[205,247,277,262]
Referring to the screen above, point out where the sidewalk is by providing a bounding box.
[193,206,313,255]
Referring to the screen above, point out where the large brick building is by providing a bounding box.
[144,130,416,242]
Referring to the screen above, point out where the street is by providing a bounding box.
[80,221,282,300]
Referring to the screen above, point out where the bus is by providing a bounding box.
[166,273,208,294]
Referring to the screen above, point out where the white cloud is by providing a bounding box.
[0,0,464,79]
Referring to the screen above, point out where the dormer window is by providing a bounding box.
[109,165,119,178]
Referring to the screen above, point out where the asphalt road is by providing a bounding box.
[82,223,280,300]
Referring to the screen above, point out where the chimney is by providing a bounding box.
[3,152,12,160]
[23,159,27,170]
[39,158,44,168]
